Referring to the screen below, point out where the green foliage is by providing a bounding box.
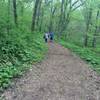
[0,0,48,93]
[0,29,47,92]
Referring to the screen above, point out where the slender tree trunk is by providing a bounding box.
[13,0,18,26]
[21,3,24,17]
[39,9,44,32]
[49,5,56,32]
[84,8,92,47]
[84,34,88,46]
[7,0,11,34]
[84,21,89,46]
[58,0,65,33]
[31,0,40,32]
[36,0,42,28]
[92,10,99,48]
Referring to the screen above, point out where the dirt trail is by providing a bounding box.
[2,43,100,100]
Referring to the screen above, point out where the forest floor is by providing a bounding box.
[2,43,100,100]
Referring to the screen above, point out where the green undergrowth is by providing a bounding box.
[0,29,47,92]
[60,40,100,74]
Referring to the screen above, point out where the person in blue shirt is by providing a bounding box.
[49,32,54,42]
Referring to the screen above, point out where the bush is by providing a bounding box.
[0,28,47,92]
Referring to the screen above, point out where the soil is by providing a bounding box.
[2,43,100,100]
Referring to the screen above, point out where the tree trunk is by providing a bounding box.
[92,35,96,48]
[20,2,24,17]
[92,10,99,48]
[84,34,88,46]
[7,0,11,34]
[39,9,44,32]
[49,5,56,32]
[84,23,89,47]
[58,0,65,33]
[31,0,40,32]
[13,0,18,26]
[36,0,42,28]
[84,8,92,47]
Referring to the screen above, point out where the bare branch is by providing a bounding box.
[71,1,85,12]
[72,0,79,7]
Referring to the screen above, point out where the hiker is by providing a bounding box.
[49,32,54,42]
[43,32,49,43]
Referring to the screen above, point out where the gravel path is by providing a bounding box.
[2,43,100,100]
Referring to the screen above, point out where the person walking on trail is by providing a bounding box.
[43,32,49,43]
[49,32,54,42]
